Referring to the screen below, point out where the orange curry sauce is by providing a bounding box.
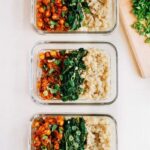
[36,0,69,31]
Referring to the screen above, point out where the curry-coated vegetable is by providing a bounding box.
[36,0,90,32]
[32,116,64,150]
[37,48,87,101]
[36,0,69,31]
[37,50,65,100]
[32,116,87,150]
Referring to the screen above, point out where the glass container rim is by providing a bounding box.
[30,41,118,105]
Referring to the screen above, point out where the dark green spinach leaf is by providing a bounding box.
[60,117,87,150]
[60,48,87,101]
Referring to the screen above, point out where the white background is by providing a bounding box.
[0,0,150,150]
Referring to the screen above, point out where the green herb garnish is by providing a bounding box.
[41,145,48,150]
[42,64,48,71]
[132,0,150,43]
[62,11,66,17]
[54,59,61,65]
[47,84,60,94]
[51,124,58,131]
[42,135,48,140]
[48,68,55,75]
[59,127,63,133]
[49,21,58,28]
[60,50,66,55]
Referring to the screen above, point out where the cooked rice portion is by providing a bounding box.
[78,0,112,31]
[81,48,109,99]
[84,116,111,150]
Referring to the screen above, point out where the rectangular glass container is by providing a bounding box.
[31,0,117,34]
[30,41,118,105]
[29,113,117,150]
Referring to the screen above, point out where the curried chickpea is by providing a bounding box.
[62,6,68,11]
[38,7,45,13]
[43,129,51,135]
[59,18,65,25]
[54,142,59,150]
[55,0,61,4]
[44,17,50,23]
[43,0,50,5]
[37,21,43,28]
[32,121,40,128]
[45,52,51,58]
[33,137,41,147]
[36,3,40,9]
[52,14,59,20]
[37,12,42,18]
[39,53,45,60]
[45,10,51,17]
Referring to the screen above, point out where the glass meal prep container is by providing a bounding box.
[30,41,118,105]
[31,0,117,34]
[29,114,117,150]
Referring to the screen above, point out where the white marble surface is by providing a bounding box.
[0,0,150,150]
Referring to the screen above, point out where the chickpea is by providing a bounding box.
[57,8,62,16]
[38,7,45,13]
[57,133,63,139]
[47,63,53,68]
[36,3,40,9]
[37,81,41,89]
[51,5,55,13]
[38,126,45,133]
[57,116,64,126]
[45,10,51,17]
[42,138,50,146]
[44,17,50,23]
[43,0,50,5]
[62,6,68,11]
[33,137,41,147]
[54,142,59,150]
[43,129,51,135]
[43,122,49,128]
[59,18,65,25]
[52,14,59,20]
[37,12,42,18]
[39,53,45,60]
[50,51,57,57]
[56,3,62,7]
[32,121,40,128]
[37,20,43,28]
[45,52,51,58]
